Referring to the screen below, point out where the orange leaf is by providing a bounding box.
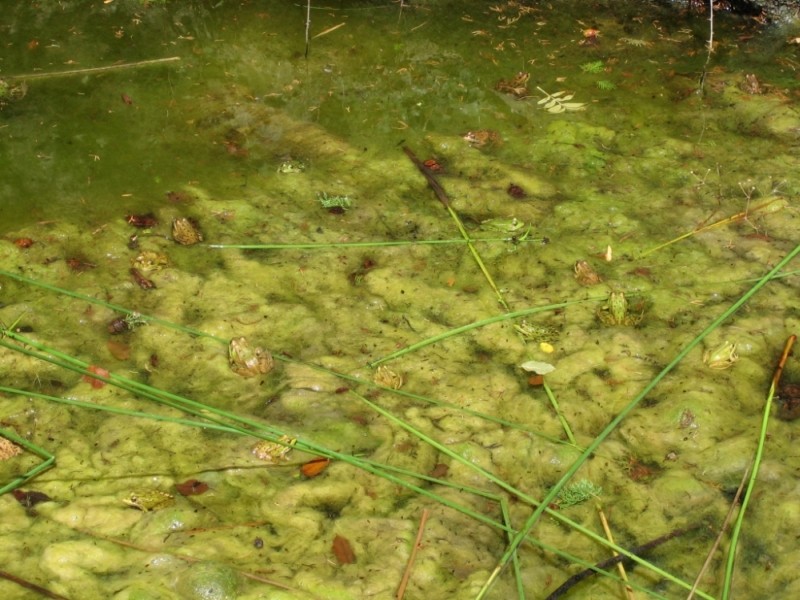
[332,535,356,565]
[300,457,330,478]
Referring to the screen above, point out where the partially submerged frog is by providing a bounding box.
[172,217,203,245]
[123,489,175,512]
[252,434,297,463]
[228,337,274,377]
[373,365,403,390]
[596,291,642,326]
[495,72,530,97]
[703,341,739,369]
[463,129,502,148]
[131,251,169,273]
[277,159,306,174]
[574,260,602,286]
[481,217,526,234]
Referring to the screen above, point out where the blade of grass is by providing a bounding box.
[476,242,800,600]
[543,379,576,445]
[402,145,511,310]
[206,237,545,249]
[351,390,712,598]
[722,334,796,599]
[0,425,55,495]
[368,297,593,367]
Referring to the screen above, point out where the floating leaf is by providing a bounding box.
[12,489,52,508]
[536,87,586,113]
[332,535,356,564]
[520,360,556,374]
[300,457,331,478]
[175,479,209,496]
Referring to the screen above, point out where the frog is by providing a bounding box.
[131,250,169,273]
[703,341,738,369]
[495,72,530,97]
[740,73,762,95]
[596,291,642,326]
[252,434,297,462]
[574,260,602,286]
[171,217,203,245]
[514,321,560,343]
[480,217,526,234]
[373,365,403,390]
[123,489,175,512]
[277,159,306,174]
[463,129,502,148]
[228,337,274,377]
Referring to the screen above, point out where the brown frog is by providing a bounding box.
[495,72,530,97]
[463,129,502,148]
[740,73,763,95]
[172,217,203,245]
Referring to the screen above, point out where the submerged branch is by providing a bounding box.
[545,523,703,600]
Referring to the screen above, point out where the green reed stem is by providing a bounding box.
[0,426,55,495]
[368,298,592,367]
[475,241,800,600]
[206,237,543,249]
[721,380,776,599]
[353,391,710,598]
[543,379,576,445]
[0,269,223,342]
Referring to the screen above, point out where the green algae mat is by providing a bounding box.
[2,1,800,599]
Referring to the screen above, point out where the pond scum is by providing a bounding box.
[2,1,800,599]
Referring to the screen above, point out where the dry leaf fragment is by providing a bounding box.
[332,535,356,564]
[175,479,209,496]
[0,437,23,460]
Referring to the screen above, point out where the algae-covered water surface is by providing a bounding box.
[2,1,800,599]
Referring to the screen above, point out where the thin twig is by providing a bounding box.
[312,22,345,40]
[0,570,70,600]
[545,524,702,600]
[597,505,635,600]
[304,0,312,58]
[687,467,749,600]
[396,508,430,600]
[8,57,180,81]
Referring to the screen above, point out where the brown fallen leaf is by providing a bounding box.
[107,339,131,361]
[175,479,209,496]
[332,534,356,565]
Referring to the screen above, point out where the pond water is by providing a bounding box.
[1,1,800,599]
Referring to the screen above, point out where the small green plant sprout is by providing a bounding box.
[123,312,148,330]
[596,80,616,91]
[557,479,602,508]
[536,87,586,114]
[580,60,605,74]
[317,192,352,210]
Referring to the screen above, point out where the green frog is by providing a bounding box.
[481,217,526,234]
[252,434,297,463]
[123,489,175,512]
[131,251,169,273]
[703,341,739,369]
[596,291,642,326]
[228,337,274,377]
[277,160,306,174]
